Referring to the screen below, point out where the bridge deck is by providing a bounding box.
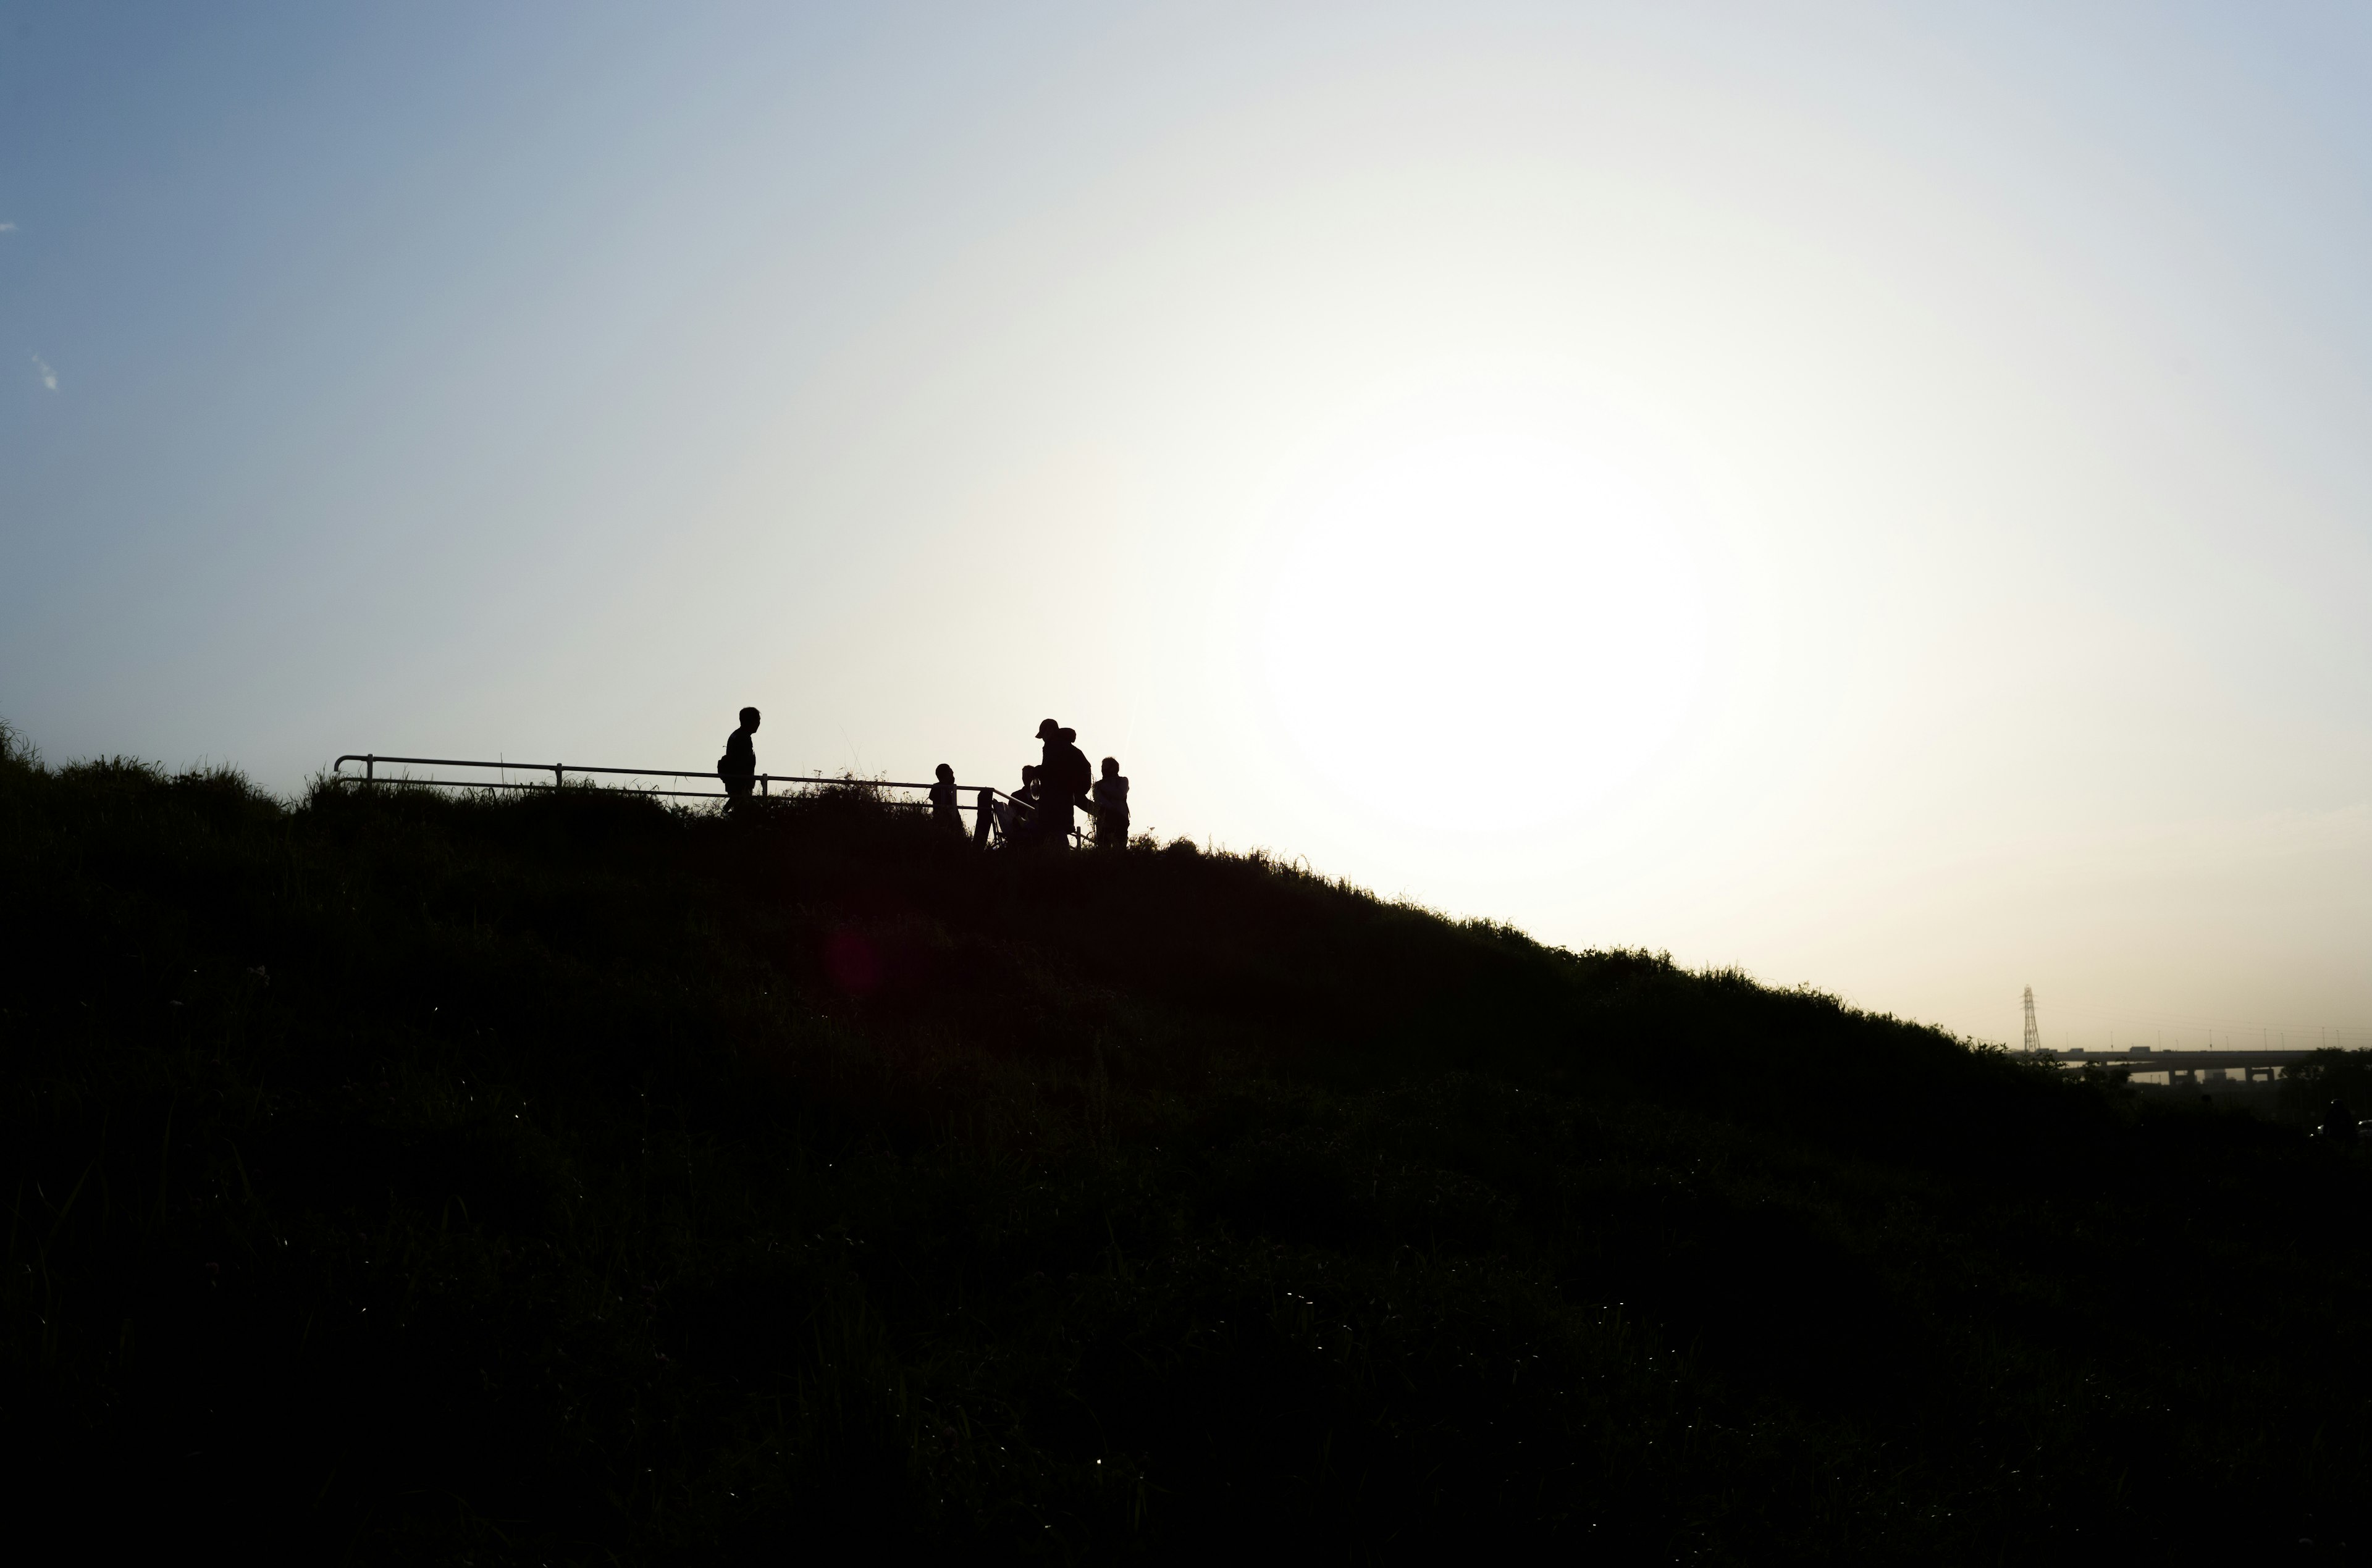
[2035,1049,2315,1071]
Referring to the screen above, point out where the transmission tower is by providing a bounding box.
[2022,986,2041,1054]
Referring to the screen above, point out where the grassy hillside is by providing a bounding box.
[4,729,2368,1561]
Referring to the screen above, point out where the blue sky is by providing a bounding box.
[6,2,2371,1047]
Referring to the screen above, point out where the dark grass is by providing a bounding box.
[4,727,2370,1561]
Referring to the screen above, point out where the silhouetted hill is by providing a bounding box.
[4,731,2368,1560]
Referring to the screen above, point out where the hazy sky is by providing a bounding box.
[6,2,2370,1049]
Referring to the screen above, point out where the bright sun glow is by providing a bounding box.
[1256,412,1711,838]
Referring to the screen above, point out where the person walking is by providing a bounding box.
[717,706,760,808]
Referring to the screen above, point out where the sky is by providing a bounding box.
[5,2,2371,1050]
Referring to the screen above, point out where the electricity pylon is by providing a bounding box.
[2022,986,2042,1054]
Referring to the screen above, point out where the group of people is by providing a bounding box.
[717,706,1129,850]
[932,716,1129,851]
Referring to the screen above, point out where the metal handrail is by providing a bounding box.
[336,752,990,798]
[329,752,1094,844]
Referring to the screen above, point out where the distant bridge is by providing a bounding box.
[2035,1048,2318,1084]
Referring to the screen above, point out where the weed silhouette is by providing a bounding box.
[1,739,2368,1558]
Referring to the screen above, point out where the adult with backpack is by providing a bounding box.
[1058,727,1091,811]
[717,706,760,808]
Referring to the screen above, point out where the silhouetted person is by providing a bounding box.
[1059,726,1092,809]
[992,765,1040,845]
[717,706,760,808]
[928,763,965,838]
[1035,718,1077,847]
[2321,1097,2358,1144]
[1091,756,1129,849]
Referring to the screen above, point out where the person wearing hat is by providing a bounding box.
[1034,717,1080,847]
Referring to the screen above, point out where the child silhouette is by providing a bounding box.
[928,763,964,838]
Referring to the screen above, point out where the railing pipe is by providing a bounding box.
[334,755,1008,794]
[328,752,1090,842]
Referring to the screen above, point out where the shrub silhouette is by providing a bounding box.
[2,739,2368,1559]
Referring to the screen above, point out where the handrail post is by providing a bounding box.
[554,764,564,792]
[365,754,374,785]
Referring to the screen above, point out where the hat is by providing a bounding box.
[1036,718,1061,739]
